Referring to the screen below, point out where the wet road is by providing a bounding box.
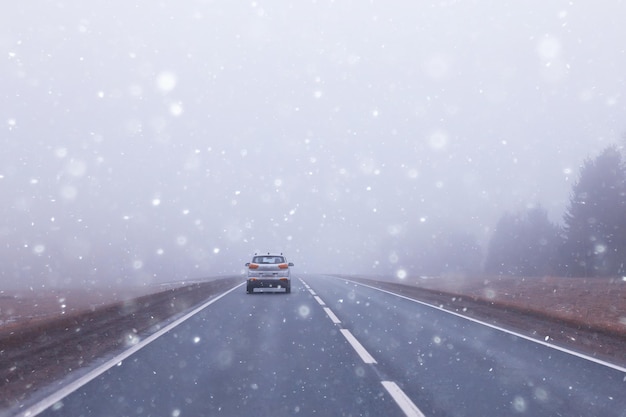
[35,275,626,416]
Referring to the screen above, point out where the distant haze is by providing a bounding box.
[1,1,625,289]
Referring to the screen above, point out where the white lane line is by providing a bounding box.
[381,381,426,417]
[20,283,245,417]
[323,307,342,324]
[345,279,626,374]
[340,329,377,364]
[313,295,325,306]
[309,289,317,296]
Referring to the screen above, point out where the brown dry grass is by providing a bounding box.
[0,285,179,332]
[402,274,626,335]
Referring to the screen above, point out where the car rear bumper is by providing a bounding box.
[247,278,290,290]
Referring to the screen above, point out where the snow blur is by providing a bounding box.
[1,1,626,289]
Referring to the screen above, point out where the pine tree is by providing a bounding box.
[560,146,626,276]
[484,213,520,275]
[485,207,561,277]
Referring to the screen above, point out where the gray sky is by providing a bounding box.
[1,1,625,288]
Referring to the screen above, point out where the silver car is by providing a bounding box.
[245,253,294,294]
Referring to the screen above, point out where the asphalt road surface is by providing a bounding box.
[32,275,626,417]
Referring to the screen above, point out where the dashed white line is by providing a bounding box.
[340,329,377,364]
[323,307,342,324]
[381,381,426,417]
[302,279,425,417]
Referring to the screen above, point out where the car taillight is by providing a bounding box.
[279,277,289,281]
[249,277,258,281]
[249,263,259,269]
[278,263,288,269]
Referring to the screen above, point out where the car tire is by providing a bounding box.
[285,285,291,294]
[246,285,253,294]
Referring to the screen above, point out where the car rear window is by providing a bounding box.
[253,256,285,264]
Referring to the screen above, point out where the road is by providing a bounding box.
[31,275,626,417]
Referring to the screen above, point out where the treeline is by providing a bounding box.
[389,145,626,278]
[485,145,626,278]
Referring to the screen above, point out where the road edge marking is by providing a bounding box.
[343,278,626,374]
[19,282,245,417]
[381,381,426,417]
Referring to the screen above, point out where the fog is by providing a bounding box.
[1,1,625,289]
